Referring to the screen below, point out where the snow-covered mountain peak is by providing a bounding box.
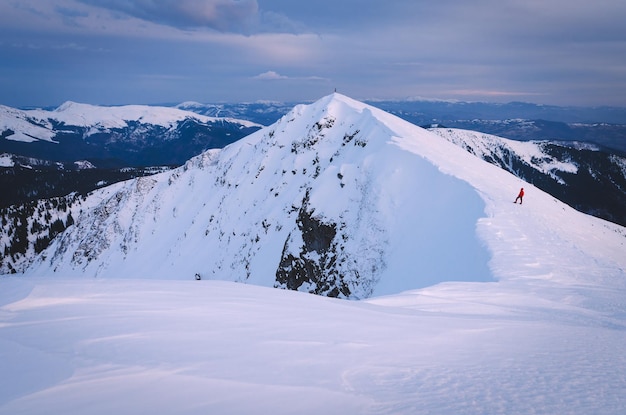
[176,101,207,109]
[49,102,201,128]
[22,94,626,300]
[4,94,626,414]
[54,100,87,112]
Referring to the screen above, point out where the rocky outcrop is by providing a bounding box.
[276,191,352,298]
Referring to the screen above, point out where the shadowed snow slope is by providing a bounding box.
[1,94,626,414]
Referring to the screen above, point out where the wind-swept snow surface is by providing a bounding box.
[1,94,625,414]
[1,276,625,415]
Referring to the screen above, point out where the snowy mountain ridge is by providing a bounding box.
[1,102,259,144]
[0,101,261,172]
[430,128,579,183]
[20,94,626,300]
[430,127,626,226]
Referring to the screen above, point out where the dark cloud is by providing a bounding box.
[55,6,89,19]
[79,0,260,32]
[258,0,436,30]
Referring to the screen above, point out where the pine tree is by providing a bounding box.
[66,212,74,227]
[34,235,50,254]
[9,216,28,256]
[49,218,66,240]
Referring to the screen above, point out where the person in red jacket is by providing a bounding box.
[514,187,524,204]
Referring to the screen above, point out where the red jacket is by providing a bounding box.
[518,188,524,197]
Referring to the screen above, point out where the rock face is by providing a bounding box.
[276,190,349,298]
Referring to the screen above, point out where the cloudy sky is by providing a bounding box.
[1,0,625,107]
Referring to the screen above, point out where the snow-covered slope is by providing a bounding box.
[2,94,626,414]
[429,128,578,183]
[0,153,14,167]
[0,105,57,143]
[21,94,626,299]
[429,127,626,226]
[1,276,625,415]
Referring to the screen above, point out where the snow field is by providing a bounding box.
[1,278,625,414]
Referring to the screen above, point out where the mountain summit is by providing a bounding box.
[23,94,626,299]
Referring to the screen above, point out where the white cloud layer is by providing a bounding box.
[254,70,287,80]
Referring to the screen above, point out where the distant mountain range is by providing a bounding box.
[176,99,626,153]
[0,103,261,207]
[1,102,261,167]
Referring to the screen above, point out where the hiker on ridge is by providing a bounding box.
[514,187,524,204]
